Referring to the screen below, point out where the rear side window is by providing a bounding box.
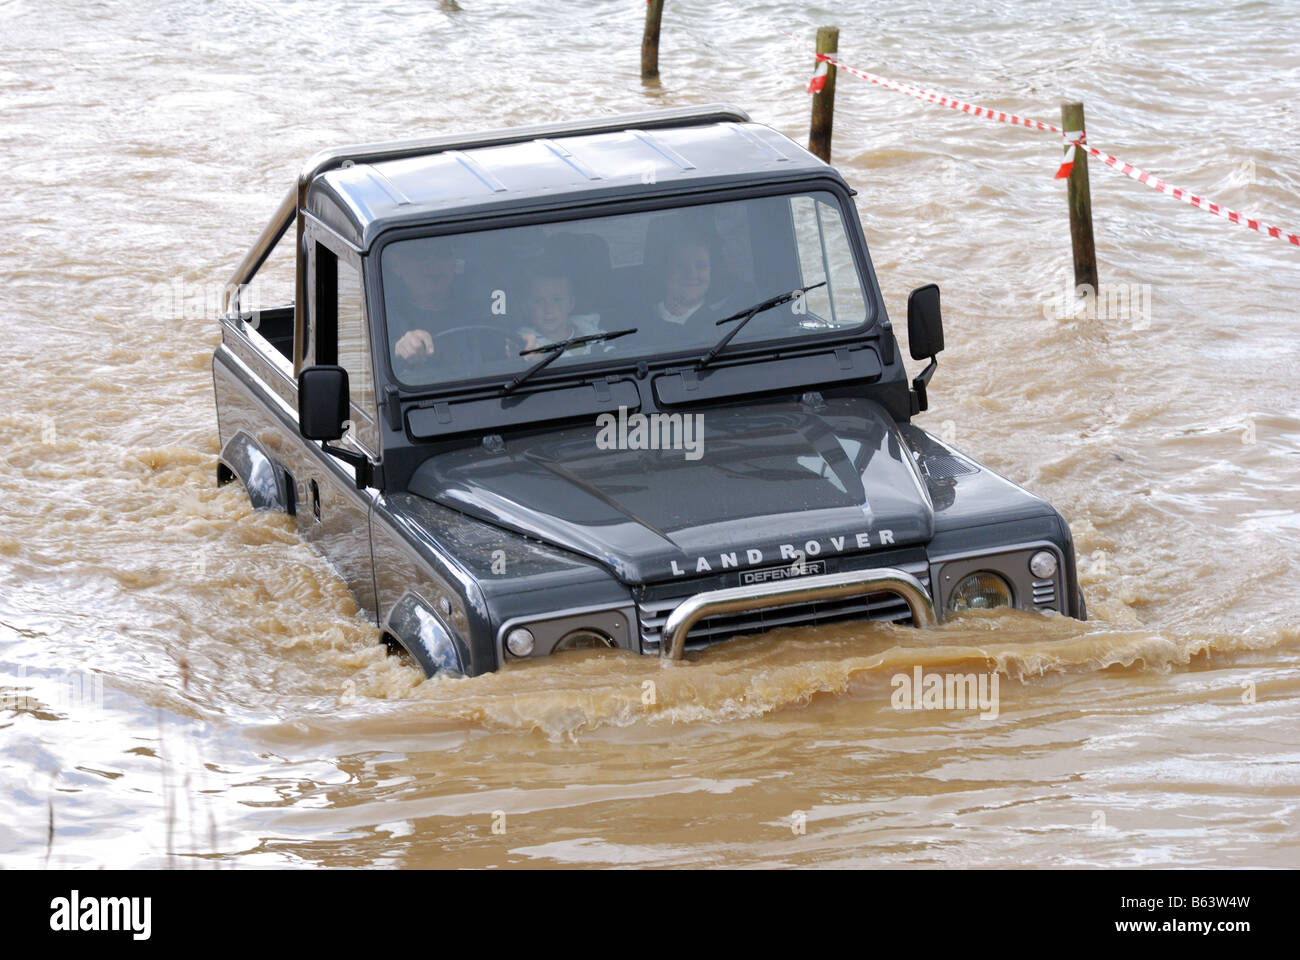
[315,243,379,454]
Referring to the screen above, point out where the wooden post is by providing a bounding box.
[1061,101,1098,293]
[807,26,839,163]
[642,0,665,81]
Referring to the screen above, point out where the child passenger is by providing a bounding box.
[517,265,601,355]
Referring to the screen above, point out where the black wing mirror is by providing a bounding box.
[298,365,349,441]
[906,284,944,413]
[907,283,945,361]
[297,365,376,489]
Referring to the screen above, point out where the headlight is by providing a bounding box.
[504,627,535,658]
[1029,550,1058,579]
[948,571,1013,613]
[553,629,616,652]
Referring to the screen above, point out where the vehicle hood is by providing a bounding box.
[408,397,934,585]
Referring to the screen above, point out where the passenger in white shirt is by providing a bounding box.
[518,270,601,354]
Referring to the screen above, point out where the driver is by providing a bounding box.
[385,246,464,363]
[385,243,522,378]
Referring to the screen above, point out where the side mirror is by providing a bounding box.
[907,283,945,361]
[298,365,349,441]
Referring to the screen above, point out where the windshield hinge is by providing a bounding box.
[879,321,895,365]
[384,385,402,431]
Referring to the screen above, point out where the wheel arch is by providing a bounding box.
[217,430,294,513]
[382,590,471,678]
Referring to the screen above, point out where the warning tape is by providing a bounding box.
[790,35,1300,248]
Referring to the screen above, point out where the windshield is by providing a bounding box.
[378,190,871,388]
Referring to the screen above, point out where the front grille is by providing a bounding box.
[637,563,931,654]
[1031,578,1057,611]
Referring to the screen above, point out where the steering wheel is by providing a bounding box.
[395,324,517,382]
[436,324,516,360]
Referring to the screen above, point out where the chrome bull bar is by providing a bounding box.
[659,567,937,661]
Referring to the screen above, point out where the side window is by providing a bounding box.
[789,195,869,328]
[337,258,378,454]
[315,242,379,455]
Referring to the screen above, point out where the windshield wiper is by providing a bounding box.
[502,327,638,395]
[697,281,827,369]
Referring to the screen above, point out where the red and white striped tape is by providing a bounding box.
[793,36,1299,249]
[807,59,829,94]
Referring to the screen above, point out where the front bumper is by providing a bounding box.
[658,567,937,660]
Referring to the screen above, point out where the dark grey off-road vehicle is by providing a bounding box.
[212,104,1084,677]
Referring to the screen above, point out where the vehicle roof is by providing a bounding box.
[306,117,834,249]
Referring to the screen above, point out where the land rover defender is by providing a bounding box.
[212,104,1085,677]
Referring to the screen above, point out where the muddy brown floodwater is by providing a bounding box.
[1,0,1298,868]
